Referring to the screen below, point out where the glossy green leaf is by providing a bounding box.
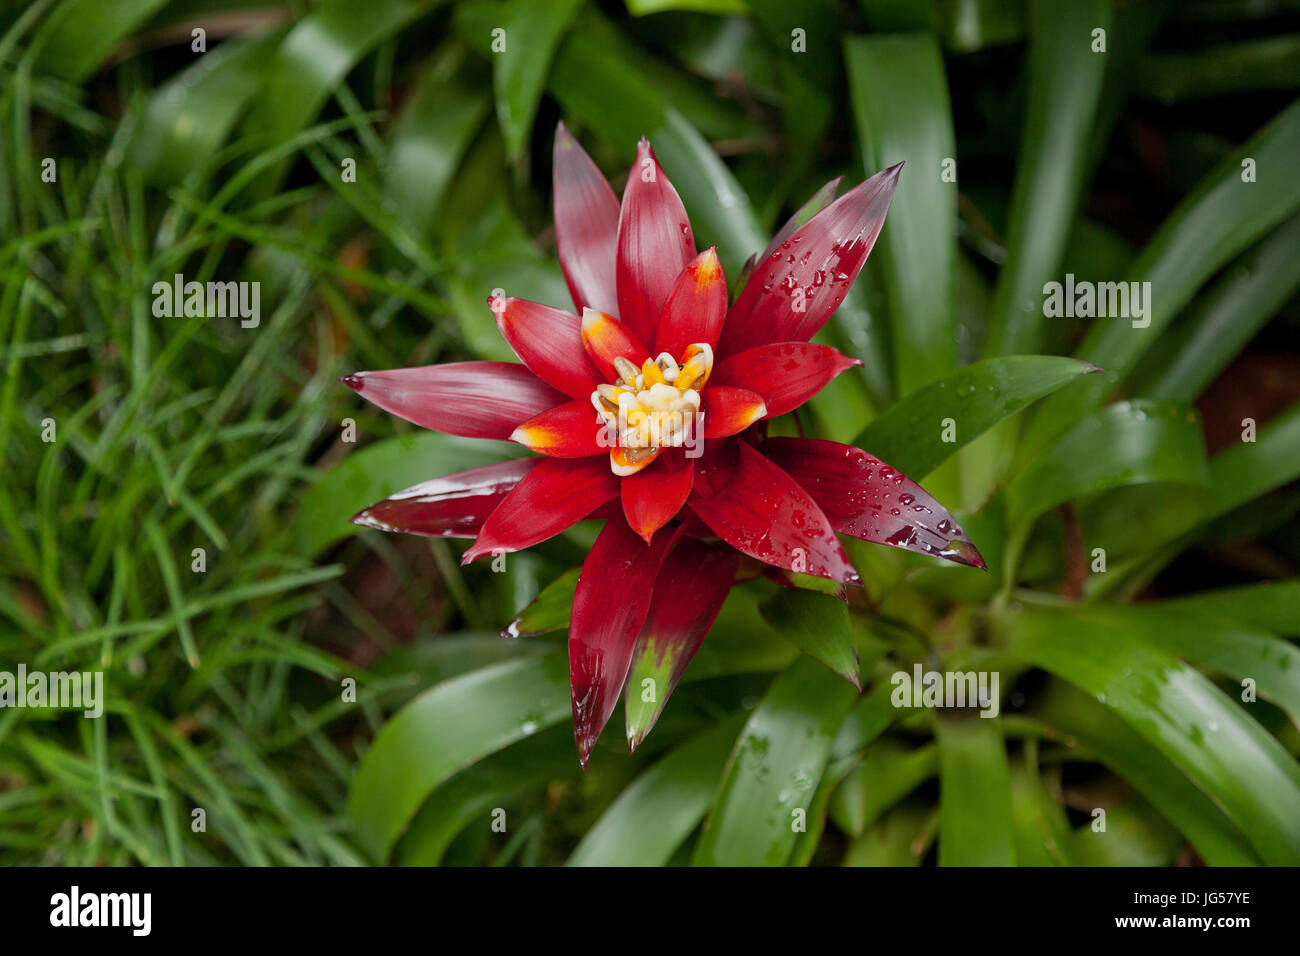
[1035,677,1259,866]
[349,652,571,860]
[1009,751,1074,866]
[692,656,861,865]
[1133,214,1300,400]
[626,0,749,14]
[829,739,937,839]
[1005,399,1207,532]
[568,715,743,866]
[395,726,574,865]
[1022,97,1300,455]
[759,587,860,689]
[126,30,286,186]
[1007,610,1300,864]
[936,715,1014,865]
[32,0,168,82]
[1060,604,1300,725]
[493,0,583,158]
[846,33,957,395]
[243,0,441,164]
[1158,581,1300,637]
[854,355,1098,480]
[294,432,522,557]
[503,568,579,637]
[983,0,1112,357]
[385,54,491,238]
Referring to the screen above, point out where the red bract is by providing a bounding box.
[344,124,985,765]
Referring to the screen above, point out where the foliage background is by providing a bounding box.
[2,0,1299,866]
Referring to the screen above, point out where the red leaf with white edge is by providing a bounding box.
[570,521,682,765]
[654,247,727,359]
[688,439,860,584]
[616,138,696,345]
[625,538,738,750]
[463,456,619,562]
[712,342,860,418]
[553,122,620,316]
[762,437,985,569]
[351,459,537,538]
[342,362,565,440]
[718,164,900,357]
[494,297,602,400]
[621,449,694,543]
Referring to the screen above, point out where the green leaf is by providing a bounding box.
[1070,795,1185,867]
[242,0,441,168]
[853,355,1098,480]
[843,801,936,866]
[936,715,1015,865]
[1022,97,1300,455]
[126,30,287,186]
[568,715,743,866]
[692,656,861,865]
[348,652,571,860]
[1007,609,1300,864]
[503,568,579,637]
[1059,604,1300,726]
[1135,35,1300,103]
[294,432,522,557]
[845,33,957,395]
[1009,749,1075,866]
[385,53,491,237]
[983,0,1113,357]
[1133,214,1300,401]
[1005,399,1207,532]
[493,0,584,158]
[626,0,749,14]
[1158,581,1300,637]
[32,0,168,82]
[1035,677,1259,866]
[758,588,860,689]
[828,739,937,838]
[395,726,574,865]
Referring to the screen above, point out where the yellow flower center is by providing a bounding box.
[590,344,712,476]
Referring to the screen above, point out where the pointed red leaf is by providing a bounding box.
[712,342,861,418]
[580,308,650,381]
[621,448,694,543]
[688,439,859,584]
[616,138,696,345]
[351,459,538,539]
[625,537,738,751]
[570,521,682,765]
[762,437,985,568]
[553,122,620,316]
[342,362,565,439]
[654,247,727,359]
[494,297,602,400]
[702,386,767,438]
[463,456,619,562]
[718,164,900,357]
[510,400,608,457]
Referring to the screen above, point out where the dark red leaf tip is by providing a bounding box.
[340,373,364,392]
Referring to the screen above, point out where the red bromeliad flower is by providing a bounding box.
[343,124,984,765]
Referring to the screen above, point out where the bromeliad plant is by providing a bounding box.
[344,127,983,765]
